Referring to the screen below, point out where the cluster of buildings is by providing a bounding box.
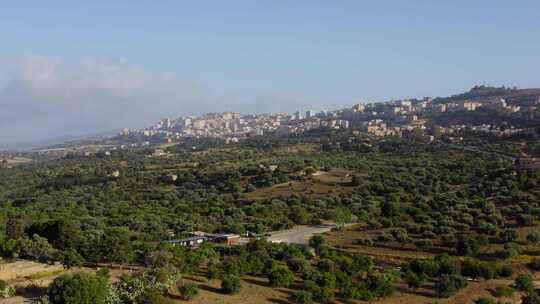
[119,110,356,143]
[430,98,523,113]
[115,95,539,143]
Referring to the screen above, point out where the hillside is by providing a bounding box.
[435,85,540,106]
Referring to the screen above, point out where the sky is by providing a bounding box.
[1,0,540,147]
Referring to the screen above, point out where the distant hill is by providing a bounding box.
[435,85,540,106]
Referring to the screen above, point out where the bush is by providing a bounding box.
[221,275,241,294]
[523,291,540,304]
[515,275,534,292]
[62,249,84,269]
[317,272,336,289]
[15,234,58,263]
[492,285,515,298]
[497,242,522,260]
[526,230,540,244]
[303,280,320,294]
[47,272,108,304]
[287,257,310,273]
[404,271,425,289]
[436,274,467,297]
[456,235,480,256]
[474,297,496,304]
[497,264,514,277]
[206,264,220,281]
[138,288,174,304]
[268,266,294,287]
[0,280,14,299]
[309,235,325,253]
[291,290,313,304]
[178,282,198,300]
[314,287,334,304]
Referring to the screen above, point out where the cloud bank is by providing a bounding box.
[0,55,229,146]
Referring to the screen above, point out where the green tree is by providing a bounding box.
[515,275,534,292]
[102,227,134,264]
[15,234,57,263]
[456,235,479,256]
[523,291,540,304]
[527,230,540,244]
[268,266,294,287]
[291,206,311,225]
[291,290,313,304]
[178,282,198,300]
[333,208,352,229]
[475,297,496,304]
[47,272,108,304]
[309,235,325,254]
[62,249,84,269]
[436,274,467,297]
[221,275,241,294]
[404,271,425,290]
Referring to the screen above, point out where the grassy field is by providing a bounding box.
[246,169,355,200]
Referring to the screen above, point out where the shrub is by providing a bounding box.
[522,291,540,304]
[15,234,57,263]
[526,230,540,244]
[496,242,522,260]
[47,272,108,304]
[314,287,334,304]
[178,282,198,300]
[268,266,294,287]
[287,257,310,273]
[291,290,313,304]
[309,235,325,252]
[404,271,425,289]
[456,235,480,256]
[515,275,534,292]
[138,288,174,304]
[474,297,496,304]
[497,264,514,277]
[221,275,241,294]
[317,272,336,289]
[206,264,220,281]
[436,274,467,297]
[303,280,320,294]
[0,280,14,299]
[493,285,515,298]
[62,249,84,269]
[414,239,433,250]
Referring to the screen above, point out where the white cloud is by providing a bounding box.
[0,55,219,145]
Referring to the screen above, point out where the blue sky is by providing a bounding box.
[1,1,539,145]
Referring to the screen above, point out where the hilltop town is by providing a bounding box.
[118,86,540,144]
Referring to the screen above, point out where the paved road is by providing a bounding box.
[266,224,338,244]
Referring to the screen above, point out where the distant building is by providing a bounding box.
[169,236,207,248]
[462,101,482,111]
[213,233,240,246]
[352,103,365,112]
